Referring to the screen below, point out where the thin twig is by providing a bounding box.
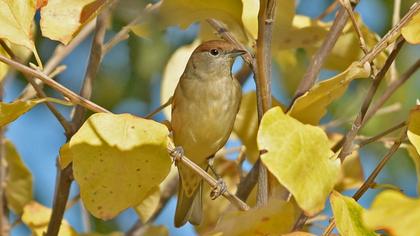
[316,0,340,21]
[359,2,419,65]
[168,142,250,211]
[0,54,110,114]
[145,97,172,119]
[254,0,277,206]
[323,129,407,236]
[363,59,420,123]
[337,38,404,161]
[340,0,369,55]
[291,5,351,104]
[0,40,74,135]
[357,120,406,148]
[389,0,401,82]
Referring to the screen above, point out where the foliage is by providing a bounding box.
[0,0,419,235]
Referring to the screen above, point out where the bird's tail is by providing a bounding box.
[174,165,203,227]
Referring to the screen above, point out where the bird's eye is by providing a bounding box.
[209,49,219,56]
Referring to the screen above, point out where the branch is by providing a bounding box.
[357,120,406,148]
[363,58,420,123]
[168,142,250,211]
[0,54,110,114]
[46,13,109,236]
[322,129,407,236]
[360,2,419,65]
[316,0,339,21]
[389,0,401,82]
[254,0,277,206]
[337,38,404,161]
[291,5,350,103]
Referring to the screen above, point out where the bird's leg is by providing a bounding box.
[169,146,184,166]
[206,155,227,200]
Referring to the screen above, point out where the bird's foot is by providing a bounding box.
[170,146,184,166]
[210,178,227,200]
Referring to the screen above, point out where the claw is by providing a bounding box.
[210,178,227,200]
[170,146,184,165]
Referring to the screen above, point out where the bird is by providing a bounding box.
[171,40,245,227]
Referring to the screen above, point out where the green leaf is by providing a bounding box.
[40,0,111,44]
[407,105,420,155]
[22,201,78,236]
[0,98,72,127]
[4,139,33,214]
[330,191,378,236]
[70,113,171,220]
[258,107,340,215]
[208,200,299,236]
[288,62,370,125]
[0,0,41,66]
[363,190,420,236]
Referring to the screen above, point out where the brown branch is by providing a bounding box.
[337,38,404,161]
[340,0,369,55]
[235,159,260,201]
[0,54,110,114]
[290,6,350,104]
[389,0,401,82]
[323,129,407,236]
[0,40,74,135]
[316,0,339,21]
[254,0,277,207]
[360,2,419,65]
[168,142,250,211]
[145,96,173,119]
[45,13,109,236]
[357,120,406,148]
[363,59,420,123]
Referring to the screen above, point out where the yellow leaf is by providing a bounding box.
[288,62,370,125]
[70,113,171,220]
[134,186,160,223]
[0,44,10,82]
[40,0,111,44]
[0,98,72,127]
[258,107,341,215]
[207,200,299,236]
[233,91,284,163]
[4,140,33,214]
[22,201,78,236]
[282,232,316,236]
[59,142,72,170]
[0,0,41,66]
[139,225,168,236]
[407,105,420,155]
[404,144,420,194]
[158,0,247,43]
[161,40,200,119]
[401,12,420,44]
[363,190,420,236]
[330,191,378,236]
[241,0,258,39]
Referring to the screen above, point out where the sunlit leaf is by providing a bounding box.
[233,91,285,163]
[404,144,420,194]
[363,190,420,236]
[140,225,169,236]
[70,113,171,220]
[407,105,420,155]
[207,200,299,236]
[134,186,160,223]
[161,40,200,119]
[0,0,41,66]
[59,142,72,170]
[22,201,78,236]
[0,98,71,127]
[288,62,370,125]
[331,191,378,236]
[258,107,341,215]
[158,0,247,43]
[40,0,111,44]
[241,0,258,39]
[401,12,420,44]
[4,140,33,214]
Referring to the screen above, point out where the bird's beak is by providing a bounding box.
[228,49,247,57]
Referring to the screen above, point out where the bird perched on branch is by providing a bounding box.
[171,40,245,227]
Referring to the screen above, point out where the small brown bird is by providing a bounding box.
[171,40,244,227]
